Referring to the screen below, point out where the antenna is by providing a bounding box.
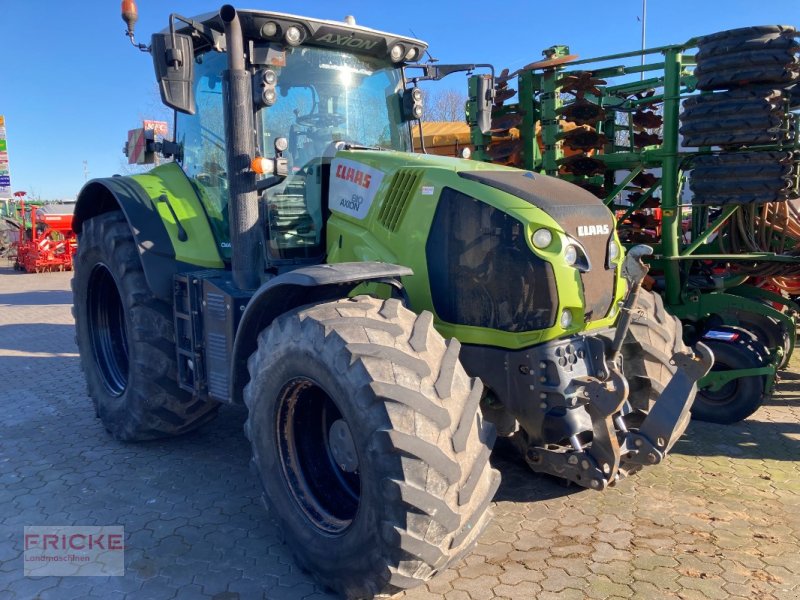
[83,160,89,182]
[640,0,647,80]
[409,29,437,63]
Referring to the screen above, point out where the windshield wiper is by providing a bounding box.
[342,142,386,151]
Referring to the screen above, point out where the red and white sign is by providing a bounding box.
[126,128,149,165]
[329,158,384,220]
[24,525,125,576]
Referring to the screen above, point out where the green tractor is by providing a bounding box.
[72,3,712,597]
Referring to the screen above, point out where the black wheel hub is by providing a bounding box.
[87,264,129,396]
[276,378,361,535]
[700,376,739,405]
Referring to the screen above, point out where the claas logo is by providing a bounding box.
[335,164,372,189]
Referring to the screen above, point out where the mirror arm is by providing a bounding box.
[405,62,495,82]
[169,13,226,55]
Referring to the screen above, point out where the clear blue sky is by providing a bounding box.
[1,0,797,199]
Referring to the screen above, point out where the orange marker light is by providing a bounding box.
[122,0,139,35]
[251,157,271,175]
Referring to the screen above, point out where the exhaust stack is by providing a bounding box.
[220,4,263,290]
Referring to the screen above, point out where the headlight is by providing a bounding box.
[560,309,573,329]
[531,228,552,249]
[389,44,405,62]
[260,21,278,38]
[564,244,578,266]
[284,25,303,46]
[608,239,620,262]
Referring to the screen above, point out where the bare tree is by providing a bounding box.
[423,88,468,122]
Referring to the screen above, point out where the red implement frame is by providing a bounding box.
[14,199,77,273]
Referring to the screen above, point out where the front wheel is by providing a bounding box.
[614,289,696,428]
[244,296,499,599]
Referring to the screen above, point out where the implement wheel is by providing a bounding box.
[73,211,219,440]
[692,326,768,424]
[244,296,499,599]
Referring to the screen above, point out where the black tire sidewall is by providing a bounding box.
[248,337,398,589]
[73,218,138,427]
[73,212,216,440]
[693,339,765,424]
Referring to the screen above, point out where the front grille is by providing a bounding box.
[378,169,422,231]
[546,205,615,321]
[426,187,558,332]
[459,170,616,321]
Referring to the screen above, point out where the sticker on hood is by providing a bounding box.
[329,158,385,220]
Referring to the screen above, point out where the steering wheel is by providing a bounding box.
[296,113,346,128]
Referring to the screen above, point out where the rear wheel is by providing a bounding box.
[73,211,219,440]
[244,296,499,599]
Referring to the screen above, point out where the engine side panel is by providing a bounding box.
[325,150,627,350]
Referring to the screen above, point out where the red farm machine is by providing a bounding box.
[11,193,77,272]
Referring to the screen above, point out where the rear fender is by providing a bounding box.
[73,164,225,302]
[229,262,413,404]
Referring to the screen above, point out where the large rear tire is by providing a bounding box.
[72,211,219,440]
[244,296,499,599]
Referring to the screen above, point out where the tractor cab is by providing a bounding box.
[154,9,423,266]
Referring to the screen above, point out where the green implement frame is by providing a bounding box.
[470,35,800,401]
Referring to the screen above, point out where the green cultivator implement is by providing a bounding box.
[73,3,711,597]
[470,25,800,425]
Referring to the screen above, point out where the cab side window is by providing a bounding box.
[175,51,230,251]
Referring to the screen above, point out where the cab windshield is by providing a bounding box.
[259,46,411,160]
[176,46,410,264]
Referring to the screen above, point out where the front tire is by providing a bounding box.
[244,296,499,599]
[73,211,219,440]
[616,289,696,428]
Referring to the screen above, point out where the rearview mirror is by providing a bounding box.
[151,32,195,114]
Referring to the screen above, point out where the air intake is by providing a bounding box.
[377,169,423,231]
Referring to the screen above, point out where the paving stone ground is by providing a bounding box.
[0,265,798,600]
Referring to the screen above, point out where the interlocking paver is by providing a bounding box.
[1,266,799,600]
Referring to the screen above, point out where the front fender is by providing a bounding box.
[229,262,412,404]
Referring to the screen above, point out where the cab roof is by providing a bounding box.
[168,8,428,63]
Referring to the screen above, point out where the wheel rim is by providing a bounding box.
[87,264,129,396]
[699,369,739,405]
[276,377,360,535]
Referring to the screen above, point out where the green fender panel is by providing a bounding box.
[73,163,224,302]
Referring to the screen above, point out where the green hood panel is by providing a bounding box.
[326,150,626,349]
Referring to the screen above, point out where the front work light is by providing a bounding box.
[564,244,578,266]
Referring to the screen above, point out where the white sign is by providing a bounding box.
[329,158,384,220]
[24,525,125,576]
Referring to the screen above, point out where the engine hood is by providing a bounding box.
[458,169,617,322]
